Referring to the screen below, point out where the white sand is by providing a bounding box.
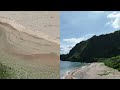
[64,63,120,79]
[0,12,60,54]
[0,11,59,39]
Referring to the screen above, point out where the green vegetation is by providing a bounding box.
[95,55,120,71]
[0,52,59,79]
[104,56,120,71]
[60,30,120,71]
[61,30,120,62]
[0,62,12,79]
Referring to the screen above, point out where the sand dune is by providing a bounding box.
[0,12,59,79]
[0,11,59,39]
[0,16,59,55]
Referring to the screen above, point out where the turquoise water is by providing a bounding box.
[60,61,87,78]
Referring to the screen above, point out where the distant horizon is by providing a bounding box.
[60,11,120,54]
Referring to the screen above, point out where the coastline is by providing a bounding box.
[63,63,120,79]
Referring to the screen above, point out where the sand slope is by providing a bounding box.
[0,16,59,55]
[0,12,59,79]
[0,11,59,39]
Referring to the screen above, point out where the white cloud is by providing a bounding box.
[63,34,94,44]
[107,11,118,18]
[60,45,75,54]
[61,34,95,54]
[63,37,86,44]
[105,22,111,26]
[91,11,105,13]
[107,11,120,29]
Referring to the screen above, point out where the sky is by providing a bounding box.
[60,11,120,54]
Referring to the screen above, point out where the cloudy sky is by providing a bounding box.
[60,11,120,54]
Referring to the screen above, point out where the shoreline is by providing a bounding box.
[62,65,89,79]
[62,70,79,79]
[63,63,120,79]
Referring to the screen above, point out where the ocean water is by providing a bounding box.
[60,61,87,78]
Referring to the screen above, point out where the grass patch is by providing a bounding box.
[104,56,120,71]
[0,51,59,79]
[94,56,120,72]
[0,62,12,79]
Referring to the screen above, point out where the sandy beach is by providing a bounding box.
[0,11,59,79]
[64,63,120,79]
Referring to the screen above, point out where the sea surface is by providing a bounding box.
[60,61,87,78]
